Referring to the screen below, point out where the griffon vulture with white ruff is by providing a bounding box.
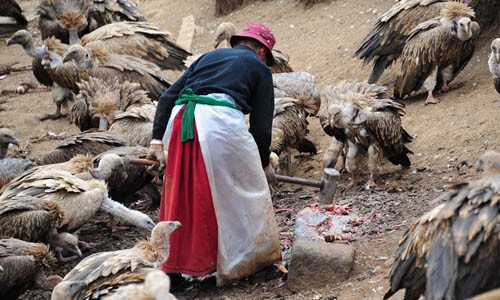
[394,3,480,104]
[51,221,181,300]
[354,0,458,83]
[385,150,500,299]
[489,38,500,94]
[212,22,293,74]
[321,80,413,188]
[6,31,75,120]
[0,238,61,299]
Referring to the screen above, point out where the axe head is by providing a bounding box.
[319,168,340,203]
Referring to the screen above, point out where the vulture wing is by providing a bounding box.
[393,21,451,99]
[40,131,128,165]
[82,21,190,71]
[0,255,38,299]
[384,203,444,300]
[354,0,446,83]
[270,49,293,73]
[273,72,321,116]
[64,248,156,284]
[91,52,171,100]
[364,110,412,167]
[89,0,146,27]
[0,196,63,242]
[426,175,500,299]
[0,0,28,25]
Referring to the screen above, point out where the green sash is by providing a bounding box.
[175,88,238,142]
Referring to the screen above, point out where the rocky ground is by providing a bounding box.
[1,0,499,299]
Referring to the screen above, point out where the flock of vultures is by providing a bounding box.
[0,0,499,299]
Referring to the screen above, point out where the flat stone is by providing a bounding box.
[176,15,196,52]
[287,239,355,292]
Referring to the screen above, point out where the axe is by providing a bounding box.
[128,159,339,203]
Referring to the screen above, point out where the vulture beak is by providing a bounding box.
[73,247,83,258]
[213,37,222,49]
[4,135,19,147]
[0,264,3,273]
[6,36,16,46]
[89,168,101,179]
[495,52,500,64]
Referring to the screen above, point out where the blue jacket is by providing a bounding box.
[152,45,274,167]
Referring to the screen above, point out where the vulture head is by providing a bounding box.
[6,30,34,51]
[90,153,127,181]
[0,128,19,148]
[62,44,92,69]
[53,232,82,258]
[51,280,87,300]
[213,22,237,48]
[440,2,475,41]
[327,92,369,128]
[491,38,500,65]
[100,196,156,231]
[475,150,500,174]
[150,221,182,264]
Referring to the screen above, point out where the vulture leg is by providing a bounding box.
[346,142,359,189]
[323,138,344,170]
[279,151,292,176]
[367,144,381,189]
[440,81,465,93]
[108,215,132,233]
[34,269,62,291]
[40,84,72,121]
[424,67,440,105]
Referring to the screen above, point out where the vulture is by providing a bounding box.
[354,0,454,83]
[319,81,388,171]
[488,38,500,94]
[0,238,61,299]
[37,0,145,44]
[213,22,293,74]
[7,33,75,120]
[51,221,182,300]
[393,3,480,104]
[91,148,160,207]
[0,195,82,262]
[0,169,155,235]
[385,150,500,300]
[74,77,153,135]
[41,42,171,101]
[0,128,36,190]
[0,0,28,26]
[270,72,321,174]
[321,80,413,188]
[6,30,54,87]
[104,270,176,300]
[40,131,127,165]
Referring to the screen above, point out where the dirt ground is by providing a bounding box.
[1,0,499,299]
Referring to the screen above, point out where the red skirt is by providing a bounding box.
[160,106,218,276]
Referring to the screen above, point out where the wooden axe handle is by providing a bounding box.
[274,174,323,188]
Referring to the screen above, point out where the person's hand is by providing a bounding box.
[147,141,166,171]
[264,164,276,185]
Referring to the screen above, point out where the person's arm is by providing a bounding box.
[249,69,274,168]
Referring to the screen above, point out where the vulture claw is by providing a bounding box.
[39,112,67,121]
